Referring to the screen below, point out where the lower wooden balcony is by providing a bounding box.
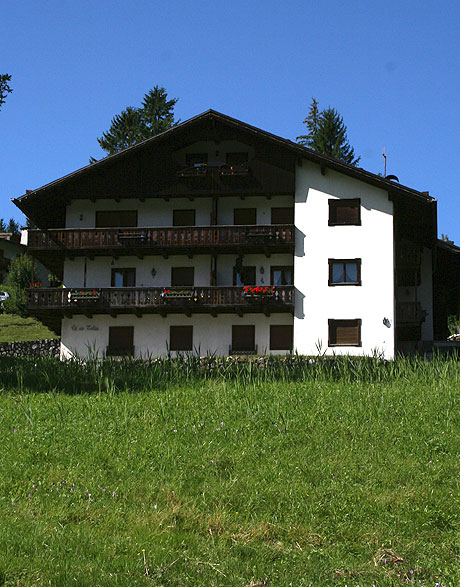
[396,302,427,325]
[27,286,295,329]
[27,224,295,276]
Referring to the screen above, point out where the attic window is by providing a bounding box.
[328,199,361,226]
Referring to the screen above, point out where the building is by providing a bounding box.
[13,110,442,359]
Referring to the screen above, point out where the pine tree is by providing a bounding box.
[94,86,179,158]
[296,97,320,146]
[297,99,360,166]
[0,74,12,111]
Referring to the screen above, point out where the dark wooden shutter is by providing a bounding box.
[170,326,193,351]
[271,207,294,224]
[171,267,194,286]
[270,325,293,350]
[96,210,138,228]
[328,319,361,346]
[173,209,196,226]
[234,208,257,225]
[232,325,255,352]
[328,199,361,226]
[108,326,134,355]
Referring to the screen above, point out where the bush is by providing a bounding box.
[4,254,37,317]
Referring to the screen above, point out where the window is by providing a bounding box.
[170,326,193,351]
[171,267,194,287]
[226,152,248,166]
[233,266,256,286]
[270,325,293,350]
[328,319,362,346]
[271,266,293,286]
[231,325,255,353]
[185,153,208,166]
[111,268,136,287]
[271,207,294,224]
[95,210,138,228]
[107,326,134,356]
[328,199,361,226]
[234,208,257,225]
[173,209,196,226]
[328,259,361,286]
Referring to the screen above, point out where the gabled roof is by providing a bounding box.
[13,109,435,226]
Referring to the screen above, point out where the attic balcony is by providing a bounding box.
[27,224,295,276]
[27,285,295,332]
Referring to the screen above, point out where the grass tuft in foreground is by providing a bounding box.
[0,355,459,585]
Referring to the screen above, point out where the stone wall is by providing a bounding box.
[0,339,60,358]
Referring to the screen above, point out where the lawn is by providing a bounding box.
[0,356,458,586]
[0,313,58,343]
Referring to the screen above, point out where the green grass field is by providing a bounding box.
[0,356,458,586]
[0,313,57,342]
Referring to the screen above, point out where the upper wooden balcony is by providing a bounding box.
[27,224,295,275]
[27,286,295,332]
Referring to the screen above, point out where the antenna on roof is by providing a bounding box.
[382,147,386,177]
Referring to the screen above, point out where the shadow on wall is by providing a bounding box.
[294,287,305,319]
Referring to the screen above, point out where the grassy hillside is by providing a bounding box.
[0,356,458,585]
[0,313,58,342]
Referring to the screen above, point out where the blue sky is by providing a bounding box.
[1,1,459,240]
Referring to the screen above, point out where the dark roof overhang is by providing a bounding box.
[12,109,436,228]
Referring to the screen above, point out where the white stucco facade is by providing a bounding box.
[60,313,293,359]
[293,161,395,358]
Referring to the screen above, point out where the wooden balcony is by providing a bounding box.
[27,286,295,326]
[27,224,295,275]
[396,302,427,325]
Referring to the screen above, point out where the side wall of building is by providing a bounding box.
[293,160,395,358]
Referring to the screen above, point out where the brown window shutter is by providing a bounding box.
[96,210,138,228]
[170,326,193,351]
[271,207,294,224]
[234,208,257,225]
[171,267,194,287]
[329,319,361,346]
[270,325,293,350]
[108,326,134,355]
[328,199,361,226]
[173,209,196,226]
[232,325,255,352]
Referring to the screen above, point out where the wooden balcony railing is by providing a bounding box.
[27,286,295,315]
[27,224,295,253]
[396,302,427,325]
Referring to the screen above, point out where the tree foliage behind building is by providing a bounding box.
[0,74,12,111]
[93,86,179,159]
[297,98,360,166]
[4,254,37,317]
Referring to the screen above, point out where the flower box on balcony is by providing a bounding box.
[69,290,103,304]
[242,286,278,302]
[117,230,147,244]
[176,164,208,178]
[160,289,199,304]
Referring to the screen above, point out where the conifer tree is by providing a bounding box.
[94,86,179,158]
[297,99,360,166]
[0,74,12,111]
